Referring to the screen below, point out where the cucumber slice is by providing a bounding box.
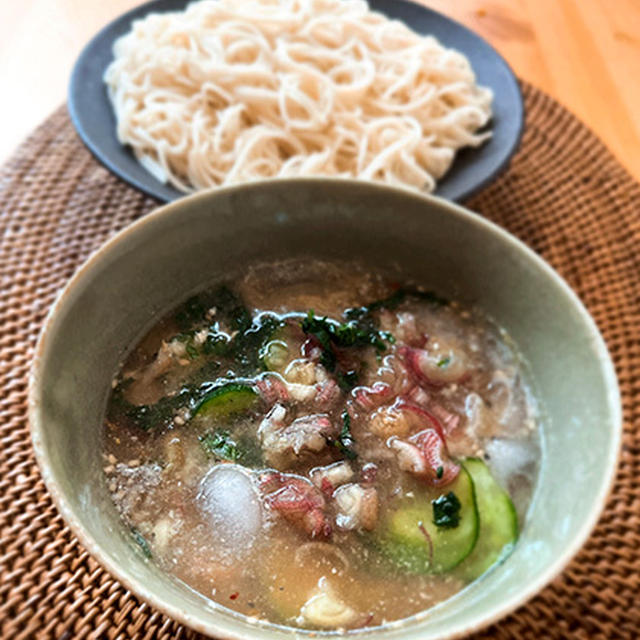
[262,339,290,372]
[455,458,518,581]
[376,467,478,574]
[260,325,300,373]
[194,383,259,421]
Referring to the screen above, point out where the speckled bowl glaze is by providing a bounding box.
[29,179,621,640]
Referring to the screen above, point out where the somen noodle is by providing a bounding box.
[104,0,492,193]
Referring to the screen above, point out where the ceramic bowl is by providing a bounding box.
[29,179,620,639]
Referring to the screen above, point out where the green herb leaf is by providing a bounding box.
[109,383,195,432]
[204,312,282,375]
[131,527,152,558]
[175,296,207,331]
[336,369,359,392]
[232,314,281,373]
[437,357,451,369]
[300,310,392,389]
[380,331,396,345]
[210,285,252,332]
[185,342,199,359]
[175,286,252,335]
[200,429,240,461]
[432,491,461,529]
[203,332,231,356]
[199,429,263,466]
[332,410,357,460]
[345,287,448,320]
[301,310,336,369]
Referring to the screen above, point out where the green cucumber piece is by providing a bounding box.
[194,383,259,421]
[261,339,290,372]
[260,325,300,373]
[455,458,518,581]
[376,466,478,574]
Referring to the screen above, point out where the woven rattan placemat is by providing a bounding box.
[1,82,639,639]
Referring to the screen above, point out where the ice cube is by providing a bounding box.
[197,464,262,551]
[485,437,538,491]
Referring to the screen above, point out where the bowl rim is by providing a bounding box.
[28,178,622,639]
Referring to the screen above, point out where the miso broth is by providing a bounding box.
[103,260,540,630]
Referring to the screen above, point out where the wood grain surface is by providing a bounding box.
[1,0,638,180]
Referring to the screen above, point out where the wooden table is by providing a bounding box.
[1,0,638,180]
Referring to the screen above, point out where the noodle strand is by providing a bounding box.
[104,0,492,193]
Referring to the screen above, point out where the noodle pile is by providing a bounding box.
[104,0,492,193]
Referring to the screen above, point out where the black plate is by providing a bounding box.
[68,0,524,203]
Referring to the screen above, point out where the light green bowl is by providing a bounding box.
[29,179,620,639]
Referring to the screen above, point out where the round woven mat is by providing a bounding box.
[1,82,639,639]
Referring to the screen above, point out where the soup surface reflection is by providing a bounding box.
[103,261,540,630]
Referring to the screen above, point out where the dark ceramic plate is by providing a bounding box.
[68,0,524,203]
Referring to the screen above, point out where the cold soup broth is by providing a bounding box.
[103,261,540,630]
